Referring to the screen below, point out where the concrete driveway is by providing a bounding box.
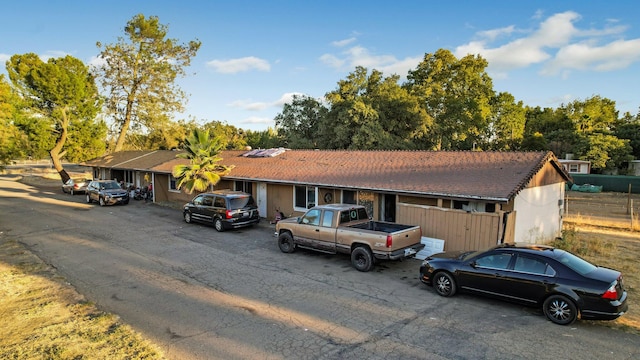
[1,176,638,360]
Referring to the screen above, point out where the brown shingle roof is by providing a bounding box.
[86,149,568,202]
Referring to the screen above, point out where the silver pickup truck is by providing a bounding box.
[275,204,424,272]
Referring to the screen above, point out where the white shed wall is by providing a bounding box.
[513,182,565,243]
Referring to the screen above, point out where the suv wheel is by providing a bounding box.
[214,218,225,232]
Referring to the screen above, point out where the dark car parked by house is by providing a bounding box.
[62,178,91,195]
[183,190,260,231]
[419,243,628,325]
[85,180,129,206]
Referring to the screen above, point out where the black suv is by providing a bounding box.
[86,180,130,206]
[183,190,260,231]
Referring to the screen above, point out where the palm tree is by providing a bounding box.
[172,128,233,194]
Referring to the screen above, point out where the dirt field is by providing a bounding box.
[564,190,640,230]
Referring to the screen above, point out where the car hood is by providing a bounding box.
[102,189,127,195]
[428,250,471,260]
[278,217,299,225]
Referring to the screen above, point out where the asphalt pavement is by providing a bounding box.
[0,176,638,360]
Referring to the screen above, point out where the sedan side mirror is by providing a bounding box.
[469,261,478,268]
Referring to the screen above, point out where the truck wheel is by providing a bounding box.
[351,246,374,272]
[278,232,296,253]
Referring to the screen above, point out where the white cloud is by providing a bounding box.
[453,11,640,78]
[0,53,10,62]
[477,25,516,41]
[543,38,640,75]
[228,92,307,112]
[320,45,421,78]
[206,56,270,74]
[332,37,357,47]
[240,116,274,125]
[319,53,345,68]
[274,92,306,106]
[228,99,270,111]
[88,55,105,69]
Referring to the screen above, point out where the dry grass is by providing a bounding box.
[0,239,164,359]
[551,223,640,334]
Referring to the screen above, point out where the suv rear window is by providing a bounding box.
[228,196,255,210]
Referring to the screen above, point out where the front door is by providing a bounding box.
[257,182,267,219]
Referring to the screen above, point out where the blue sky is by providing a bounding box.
[2,1,640,131]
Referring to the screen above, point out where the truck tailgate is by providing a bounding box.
[390,226,422,251]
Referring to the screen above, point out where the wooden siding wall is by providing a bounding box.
[398,203,505,251]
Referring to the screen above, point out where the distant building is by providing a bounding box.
[559,154,591,174]
[629,160,640,176]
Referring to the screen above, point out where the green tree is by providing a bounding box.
[245,128,281,149]
[172,128,233,194]
[613,112,640,159]
[65,117,108,162]
[7,54,102,183]
[274,94,327,148]
[562,96,618,134]
[321,66,427,150]
[0,75,24,167]
[520,132,548,151]
[574,133,633,173]
[487,92,525,150]
[523,106,576,156]
[405,49,494,150]
[202,120,249,150]
[96,14,201,152]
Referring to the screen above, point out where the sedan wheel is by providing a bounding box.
[99,197,105,206]
[214,218,224,232]
[70,189,75,195]
[86,194,91,204]
[543,295,577,325]
[184,212,192,224]
[433,272,457,297]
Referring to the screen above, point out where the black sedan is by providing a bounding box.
[419,243,628,325]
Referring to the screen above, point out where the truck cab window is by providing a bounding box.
[301,209,321,226]
[321,210,334,227]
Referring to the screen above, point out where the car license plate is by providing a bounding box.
[405,248,416,256]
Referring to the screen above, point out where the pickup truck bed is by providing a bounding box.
[275,204,424,271]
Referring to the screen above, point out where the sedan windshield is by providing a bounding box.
[556,250,597,276]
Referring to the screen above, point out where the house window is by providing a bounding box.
[342,190,356,204]
[169,175,178,191]
[294,185,317,210]
[569,164,579,173]
[235,181,253,194]
[453,200,469,210]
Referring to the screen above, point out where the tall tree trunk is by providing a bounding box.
[113,88,137,152]
[50,110,71,184]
